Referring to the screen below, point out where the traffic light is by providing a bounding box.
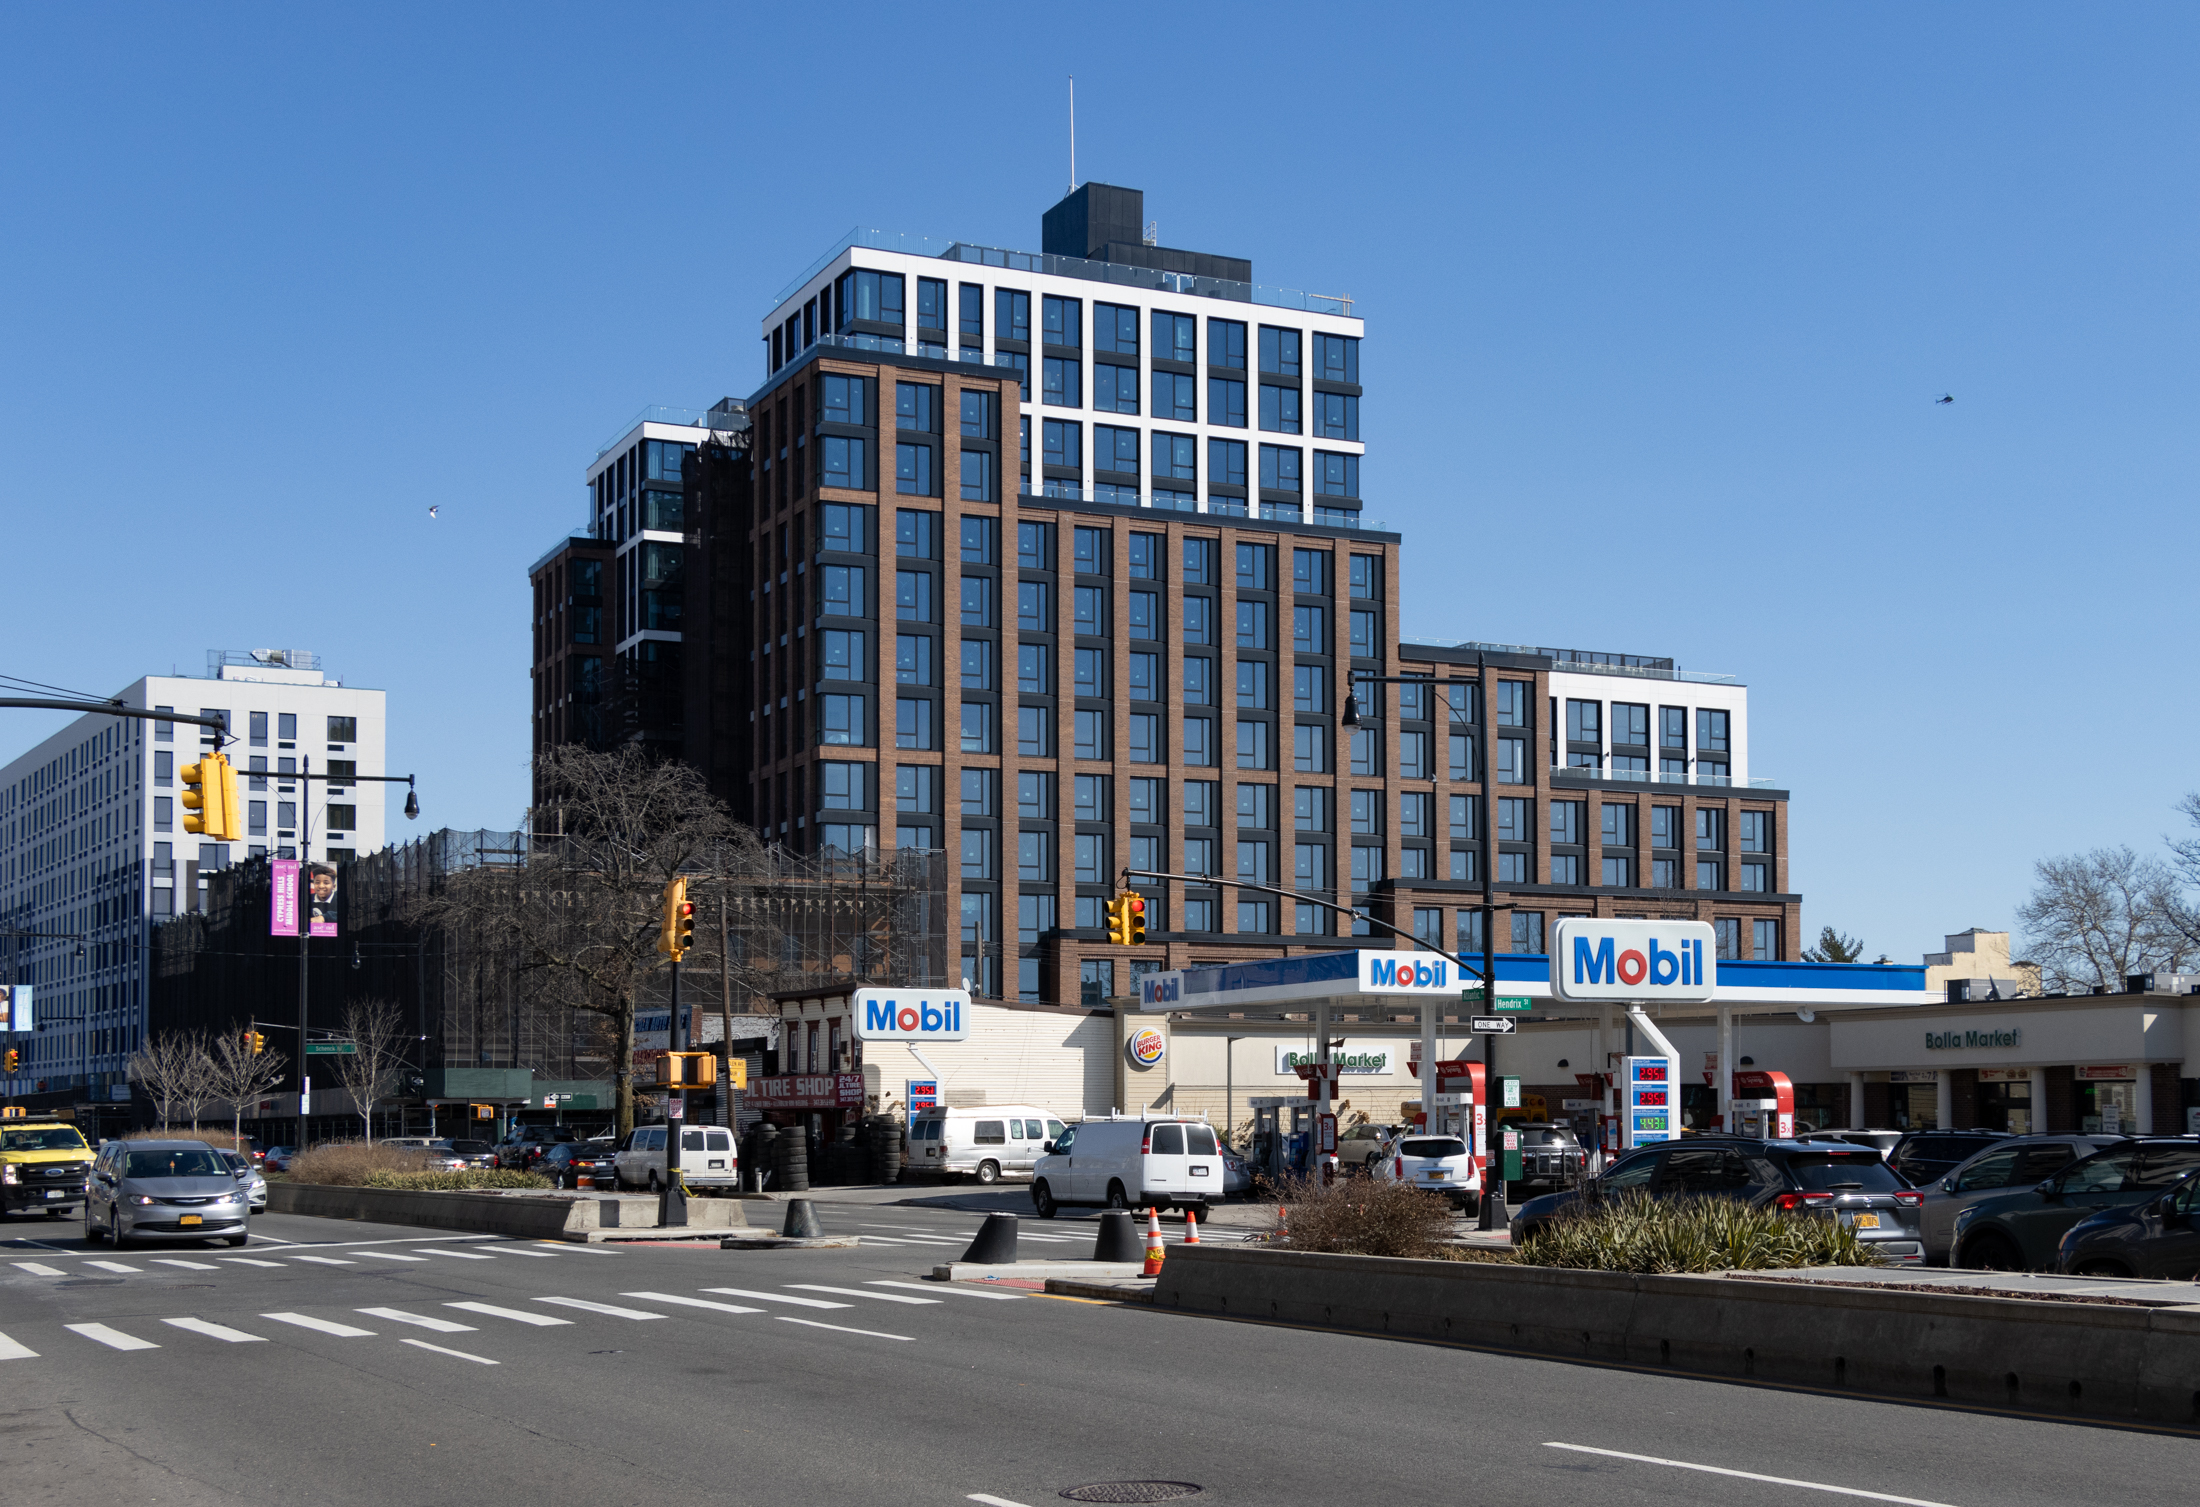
[659,1051,717,1087]
[248,1030,266,1056]
[1126,892,1147,945]
[658,877,695,960]
[1104,894,1130,945]
[180,752,240,840]
[3,1048,17,1073]
[471,1102,494,1120]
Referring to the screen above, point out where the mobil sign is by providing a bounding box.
[1361,952,1454,992]
[853,988,971,1042]
[1551,918,1717,1003]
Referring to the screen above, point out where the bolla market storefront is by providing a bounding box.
[1828,991,2200,1136]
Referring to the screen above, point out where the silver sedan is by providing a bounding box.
[86,1141,251,1248]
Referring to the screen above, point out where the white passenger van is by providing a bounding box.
[614,1124,738,1191]
[905,1106,1067,1184]
[1029,1113,1224,1219]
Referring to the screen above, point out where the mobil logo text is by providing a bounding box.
[852,988,972,1041]
[1363,954,1451,991]
[1550,918,1717,1003]
[1140,974,1182,1006]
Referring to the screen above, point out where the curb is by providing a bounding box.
[931,1261,1149,1281]
[720,1235,864,1250]
[266,1183,750,1241]
[1044,1277,1157,1303]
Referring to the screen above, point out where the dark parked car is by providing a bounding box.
[1504,1123,1589,1198]
[1915,1135,2122,1264]
[1951,1137,2200,1271]
[2057,1169,2200,1279]
[262,1146,299,1172]
[494,1127,578,1170]
[539,1142,619,1190]
[1513,1136,1926,1264]
[1888,1130,2009,1188]
[443,1138,497,1170]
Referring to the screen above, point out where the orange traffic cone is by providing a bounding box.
[1183,1207,1201,1245]
[1142,1207,1166,1276]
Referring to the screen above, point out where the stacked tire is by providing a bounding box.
[868,1116,904,1185]
[773,1124,809,1192]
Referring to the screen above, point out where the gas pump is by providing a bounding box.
[1731,1070,1795,1139]
[1408,1055,1485,1194]
[1248,1097,1314,1183]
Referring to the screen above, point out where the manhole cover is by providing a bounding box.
[1059,1485,1203,1503]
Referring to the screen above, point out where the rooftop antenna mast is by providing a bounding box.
[1068,75,1075,192]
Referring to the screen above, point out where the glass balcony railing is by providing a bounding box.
[1550,765,1774,789]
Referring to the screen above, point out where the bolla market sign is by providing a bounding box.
[1926,1027,2023,1051]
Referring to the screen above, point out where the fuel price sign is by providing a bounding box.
[1623,1055,1681,1149]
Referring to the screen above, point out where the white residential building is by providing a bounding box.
[0,650,387,1103]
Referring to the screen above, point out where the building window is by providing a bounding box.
[1314,452,1359,498]
[1208,439,1247,490]
[1043,356,1082,408]
[1152,371,1197,421]
[1510,911,1545,954]
[997,288,1030,341]
[896,634,933,685]
[1738,810,1769,854]
[1653,858,1680,889]
[248,801,267,838]
[1293,723,1327,773]
[1696,808,1724,851]
[1549,799,1582,846]
[1715,917,1743,960]
[1094,362,1139,414]
[1739,862,1770,893]
[1312,391,1359,440]
[1259,325,1301,377]
[1259,445,1301,492]
[960,450,995,502]
[959,575,995,628]
[1236,720,1271,770]
[155,705,174,741]
[820,436,867,490]
[1293,663,1328,714]
[154,750,172,787]
[249,711,268,748]
[895,444,935,496]
[1566,700,1601,747]
[961,829,994,880]
[1697,860,1724,891]
[1017,830,1051,880]
[1602,855,1634,887]
[1601,802,1636,847]
[896,571,934,623]
[1259,384,1301,434]
[1094,424,1139,477]
[1042,294,1081,345]
[1497,738,1527,784]
[1074,708,1107,760]
[1043,419,1081,469]
[820,762,868,810]
[961,701,994,753]
[896,698,933,750]
[1698,708,1730,753]
[1752,919,1779,961]
[1349,608,1378,658]
[1550,854,1582,886]
[1314,333,1359,383]
[1398,730,1429,780]
[1208,377,1247,428]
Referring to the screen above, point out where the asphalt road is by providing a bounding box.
[2,1205,2191,1507]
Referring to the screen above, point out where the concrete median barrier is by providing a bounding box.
[1152,1246,2200,1426]
[267,1183,748,1241]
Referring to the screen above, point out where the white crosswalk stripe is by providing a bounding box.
[788,1284,940,1306]
[66,1322,157,1351]
[150,1259,220,1270]
[417,1248,496,1261]
[0,1330,38,1359]
[263,1313,376,1338]
[218,1257,285,1268]
[619,1292,763,1316]
[868,1280,1024,1300]
[10,1262,65,1276]
[287,1255,354,1266]
[162,1317,264,1344]
[535,1297,664,1320]
[701,1286,851,1310]
[360,1252,428,1263]
[858,1236,915,1245]
[776,1316,913,1342]
[402,1337,498,1365]
[497,1248,560,1257]
[357,1308,475,1333]
[446,1301,569,1327]
[85,1261,140,1274]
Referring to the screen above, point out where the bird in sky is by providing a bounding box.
[1935,394,1954,405]
[427,505,441,519]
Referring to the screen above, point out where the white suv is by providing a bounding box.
[1371,1134,1479,1210]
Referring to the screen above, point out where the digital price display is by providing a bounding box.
[1622,1055,1682,1148]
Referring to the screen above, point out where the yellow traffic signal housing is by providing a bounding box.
[658,1051,717,1087]
[1104,895,1130,945]
[180,752,241,840]
[658,877,690,959]
[1126,893,1148,945]
[248,1030,266,1055]
[3,1048,18,1073]
[471,1102,494,1120]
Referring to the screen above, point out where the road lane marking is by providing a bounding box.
[162,1317,265,1344]
[859,1236,915,1245]
[263,1313,376,1338]
[286,1256,355,1266]
[217,1258,285,1268]
[357,1308,475,1333]
[789,1284,940,1305]
[417,1249,496,1261]
[535,1297,665,1320]
[401,1337,498,1365]
[0,1331,38,1359]
[85,1261,141,1274]
[968,1495,1034,1507]
[1542,1444,1964,1507]
[66,1323,157,1351]
[360,1252,428,1263]
[11,1262,65,1276]
[150,1259,220,1270]
[775,1316,914,1342]
[621,1292,764,1315]
[445,1302,570,1326]
[702,1287,852,1310]
[869,1280,1023,1301]
[494,1248,559,1257]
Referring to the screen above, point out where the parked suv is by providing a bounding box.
[1889,1130,2009,1188]
[1371,1134,1477,1210]
[1511,1136,1926,1263]
[1916,1134,2122,1264]
[1951,1137,2200,1271]
[2057,1168,2200,1279]
[494,1127,577,1170]
[1505,1122,1589,1198]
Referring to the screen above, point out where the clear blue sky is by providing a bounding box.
[3,6,2194,965]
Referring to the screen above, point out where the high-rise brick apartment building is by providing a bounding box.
[530,185,1797,1004]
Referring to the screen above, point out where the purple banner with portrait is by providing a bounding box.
[270,859,301,936]
[306,862,339,937]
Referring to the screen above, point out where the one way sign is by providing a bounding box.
[1470,1016,1517,1034]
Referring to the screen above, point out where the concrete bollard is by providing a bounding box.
[960,1211,1019,1265]
[1092,1209,1142,1263]
[782,1198,824,1238]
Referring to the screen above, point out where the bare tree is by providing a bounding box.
[2015,846,2188,992]
[2161,791,2200,958]
[410,745,748,1136]
[207,1029,290,1149]
[329,997,411,1142]
[128,1031,202,1129]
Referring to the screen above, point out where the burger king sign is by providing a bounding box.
[1125,1026,1167,1069]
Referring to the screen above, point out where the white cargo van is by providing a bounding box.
[906,1106,1066,1184]
[614,1124,739,1191]
[1029,1114,1224,1218]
